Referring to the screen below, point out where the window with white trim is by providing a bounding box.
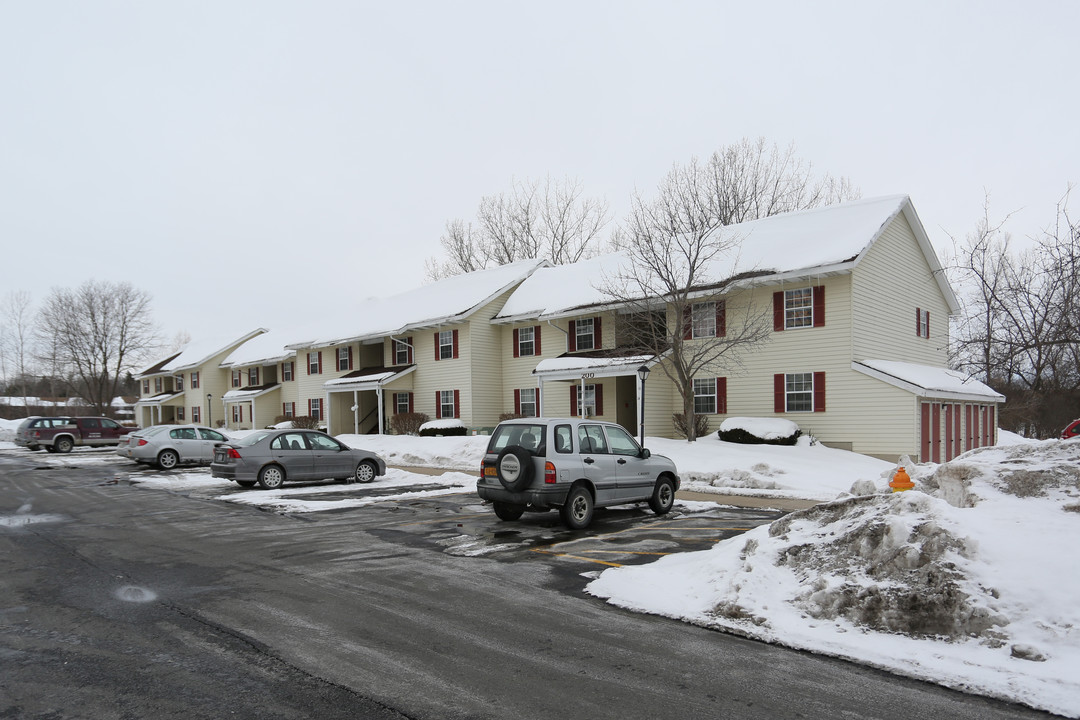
[283,402,295,418]
[438,331,455,360]
[248,367,259,385]
[519,388,537,417]
[231,370,241,388]
[191,372,200,389]
[142,379,149,394]
[192,406,201,423]
[692,302,716,339]
[175,375,184,392]
[693,378,717,414]
[154,377,162,393]
[917,308,930,338]
[785,373,814,412]
[576,384,596,417]
[785,289,813,329]
[575,318,595,351]
[232,405,242,423]
[308,352,321,375]
[337,347,350,371]
[310,398,322,421]
[518,326,536,357]
[395,393,410,415]
[438,390,456,419]
[282,362,294,382]
[394,338,412,365]
[177,407,185,421]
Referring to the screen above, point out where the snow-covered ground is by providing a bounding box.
[2,417,1075,714]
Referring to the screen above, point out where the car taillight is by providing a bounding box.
[227,448,242,459]
[137,439,148,446]
[479,460,487,479]
[544,461,556,484]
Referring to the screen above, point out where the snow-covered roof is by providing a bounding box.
[323,365,416,391]
[223,384,281,401]
[287,259,549,350]
[139,329,268,376]
[495,195,957,321]
[220,329,295,368]
[532,353,659,381]
[853,359,1006,402]
[134,391,184,406]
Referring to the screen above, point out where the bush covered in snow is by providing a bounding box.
[717,417,801,446]
[419,418,467,437]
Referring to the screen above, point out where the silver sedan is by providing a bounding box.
[125,424,229,469]
[210,429,386,490]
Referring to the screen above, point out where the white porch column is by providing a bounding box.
[376,387,384,435]
[353,390,359,435]
[537,378,544,417]
[324,391,331,434]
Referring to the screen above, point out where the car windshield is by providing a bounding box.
[233,431,273,447]
[488,423,546,453]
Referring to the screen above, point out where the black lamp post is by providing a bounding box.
[636,364,650,448]
[206,393,212,427]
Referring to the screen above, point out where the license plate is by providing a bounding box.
[214,451,225,462]
[484,466,497,477]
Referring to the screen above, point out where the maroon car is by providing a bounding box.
[1062,419,1080,441]
[27,416,138,453]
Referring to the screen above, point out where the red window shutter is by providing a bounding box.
[916,308,922,336]
[925,311,930,339]
[453,389,460,419]
[813,371,826,412]
[435,391,441,419]
[348,346,354,370]
[308,399,312,417]
[434,332,440,361]
[773,292,785,331]
[514,389,521,414]
[408,392,414,413]
[594,383,604,416]
[283,402,286,416]
[452,329,459,359]
[568,320,577,352]
[317,351,322,374]
[717,377,727,414]
[534,326,541,355]
[774,374,785,413]
[570,386,578,416]
[813,286,825,327]
[256,368,260,385]
[594,316,602,349]
[716,301,726,337]
[407,338,413,364]
[306,354,311,375]
[682,306,693,340]
[513,329,520,358]
[239,405,243,422]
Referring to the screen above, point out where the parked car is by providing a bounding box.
[476,417,680,529]
[1062,419,1080,440]
[22,416,137,453]
[121,424,230,469]
[14,416,68,450]
[116,425,174,460]
[210,429,386,489]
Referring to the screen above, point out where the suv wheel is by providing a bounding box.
[492,502,526,521]
[649,477,675,515]
[55,437,74,453]
[560,485,594,530]
[496,446,534,491]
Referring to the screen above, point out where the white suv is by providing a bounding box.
[476,418,680,529]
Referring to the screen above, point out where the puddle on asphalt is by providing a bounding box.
[115,586,158,603]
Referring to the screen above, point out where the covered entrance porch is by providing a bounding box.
[323,365,415,436]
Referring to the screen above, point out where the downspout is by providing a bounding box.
[353,390,359,435]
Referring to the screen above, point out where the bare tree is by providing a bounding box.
[428,176,610,279]
[1,291,36,415]
[606,139,856,440]
[37,281,158,415]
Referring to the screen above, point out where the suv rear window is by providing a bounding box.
[487,423,546,455]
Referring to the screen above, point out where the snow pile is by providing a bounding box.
[588,439,1080,717]
[337,432,490,470]
[0,417,20,443]
[418,418,466,433]
[718,416,800,440]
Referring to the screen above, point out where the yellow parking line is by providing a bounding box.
[529,549,624,568]
[392,513,491,528]
[576,550,672,557]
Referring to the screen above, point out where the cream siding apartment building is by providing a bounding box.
[134,330,267,428]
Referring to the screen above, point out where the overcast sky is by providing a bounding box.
[1,1,1076,349]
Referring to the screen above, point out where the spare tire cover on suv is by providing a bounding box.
[496,446,534,492]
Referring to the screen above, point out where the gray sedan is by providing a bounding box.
[210,429,386,490]
[125,424,229,469]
